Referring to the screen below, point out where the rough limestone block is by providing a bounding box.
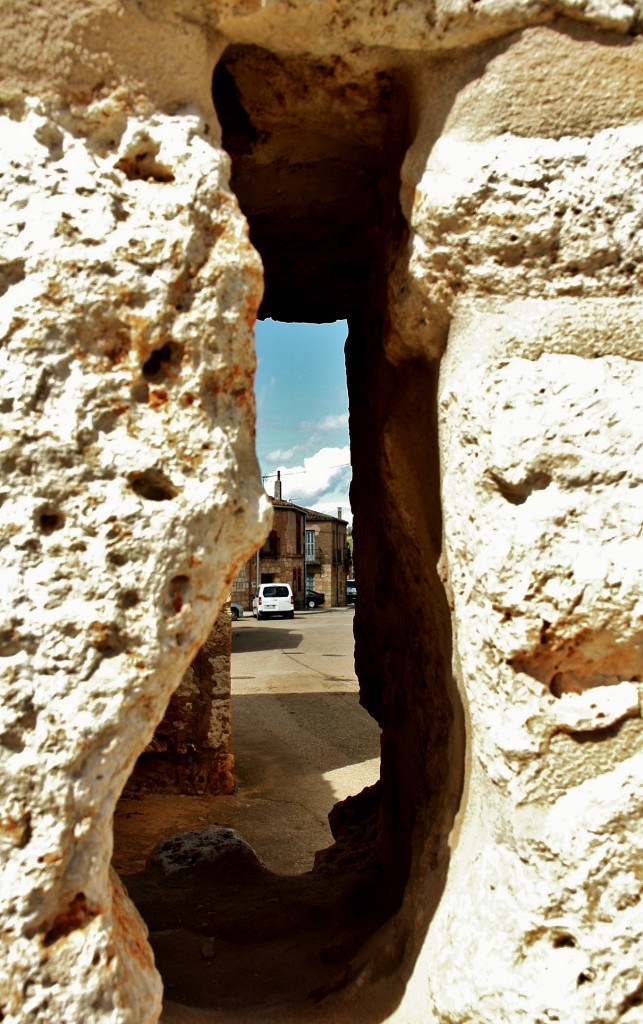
[385,25,643,1017]
[424,299,643,1024]
[218,0,643,54]
[146,827,266,878]
[410,126,643,301]
[0,95,268,1021]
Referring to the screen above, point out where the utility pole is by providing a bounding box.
[303,511,306,605]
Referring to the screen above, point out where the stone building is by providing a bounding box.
[1,2,642,1023]
[231,495,349,607]
[302,506,350,607]
[232,494,306,607]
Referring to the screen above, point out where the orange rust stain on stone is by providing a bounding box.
[123,314,155,360]
[39,851,63,865]
[116,287,140,306]
[244,293,261,328]
[206,365,244,394]
[104,335,131,367]
[42,893,99,947]
[110,872,156,970]
[170,577,189,614]
[148,387,168,409]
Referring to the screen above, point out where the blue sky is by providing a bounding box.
[254,319,352,522]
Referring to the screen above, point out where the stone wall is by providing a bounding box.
[0,5,269,1019]
[122,606,234,797]
[1,1,642,1022]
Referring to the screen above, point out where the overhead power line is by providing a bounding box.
[262,463,350,482]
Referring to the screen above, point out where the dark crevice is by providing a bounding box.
[142,341,184,382]
[619,980,643,1013]
[115,152,175,183]
[489,469,552,505]
[43,893,98,947]
[211,59,258,155]
[129,468,178,501]
[36,507,65,534]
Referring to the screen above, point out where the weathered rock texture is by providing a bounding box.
[123,606,234,797]
[0,12,269,1019]
[1,1,642,1023]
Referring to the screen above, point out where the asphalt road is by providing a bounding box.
[230,607,381,872]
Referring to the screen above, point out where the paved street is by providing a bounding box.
[114,607,381,877]
[230,608,381,870]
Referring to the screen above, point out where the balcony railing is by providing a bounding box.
[258,542,349,567]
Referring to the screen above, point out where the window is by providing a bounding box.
[266,529,280,556]
[305,529,315,560]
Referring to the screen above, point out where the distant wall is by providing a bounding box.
[122,606,234,797]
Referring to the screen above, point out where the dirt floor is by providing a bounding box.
[122,835,388,1018]
[113,610,387,1020]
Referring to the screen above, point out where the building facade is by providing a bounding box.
[303,507,350,608]
[232,493,350,609]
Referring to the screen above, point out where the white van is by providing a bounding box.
[252,583,294,620]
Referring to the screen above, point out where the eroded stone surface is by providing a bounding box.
[428,300,643,1022]
[395,29,643,1020]
[0,89,268,1021]
[147,827,266,878]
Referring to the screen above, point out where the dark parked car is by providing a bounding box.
[346,580,356,604]
[305,589,325,608]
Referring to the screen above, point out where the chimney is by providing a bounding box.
[337,506,342,520]
[274,470,282,500]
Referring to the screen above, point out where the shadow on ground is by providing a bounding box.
[122,819,392,1015]
[117,769,389,1017]
[231,624,303,652]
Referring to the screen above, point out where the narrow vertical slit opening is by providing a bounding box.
[113,41,464,1022]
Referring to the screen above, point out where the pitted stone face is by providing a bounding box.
[146,827,266,877]
[0,94,268,1021]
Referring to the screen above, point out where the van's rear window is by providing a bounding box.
[263,586,289,597]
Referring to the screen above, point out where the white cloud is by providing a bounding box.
[266,446,352,522]
[255,374,277,411]
[266,444,304,462]
[300,412,348,432]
